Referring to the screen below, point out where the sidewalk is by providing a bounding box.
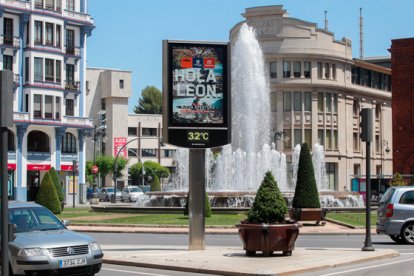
[69,222,395,275]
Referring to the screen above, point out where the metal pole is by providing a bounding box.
[142,162,145,187]
[72,159,76,208]
[1,127,9,276]
[189,149,206,250]
[362,141,374,251]
[93,126,96,187]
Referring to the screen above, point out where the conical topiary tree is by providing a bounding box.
[389,172,406,187]
[49,167,64,203]
[151,175,161,192]
[36,172,62,214]
[184,192,212,217]
[247,171,287,224]
[292,143,320,208]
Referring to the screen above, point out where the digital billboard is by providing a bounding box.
[163,41,231,148]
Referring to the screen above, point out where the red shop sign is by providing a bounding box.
[27,164,51,171]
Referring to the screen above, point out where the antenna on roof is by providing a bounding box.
[359,7,364,59]
[324,11,328,30]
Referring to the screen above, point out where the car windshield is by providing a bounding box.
[105,188,120,193]
[9,207,65,233]
[129,187,142,192]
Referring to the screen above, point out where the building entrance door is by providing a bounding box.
[27,171,40,201]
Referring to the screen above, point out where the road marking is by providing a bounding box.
[102,267,170,276]
[318,257,414,276]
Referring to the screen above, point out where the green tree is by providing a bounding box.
[389,172,406,186]
[85,160,94,186]
[292,143,321,208]
[247,171,287,224]
[49,167,64,203]
[130,160,169,185]
[36,172,62,214]
[95,155,128,179]
[133,86,162,114]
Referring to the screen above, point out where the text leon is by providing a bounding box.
[174,69,218,97]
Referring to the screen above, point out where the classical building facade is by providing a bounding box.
[3,0,94,203]
[230,6,393,191]
[390,38,414,180]
[85,67,176,189]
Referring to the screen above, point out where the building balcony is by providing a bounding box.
[1,0,31,10]
[64,9,94,24]
[65,80,80,92]
[34,0,62,14]
[65,45,81,57]
[0,34,20,48]
[13,112,93,129]
[63,116,93,128]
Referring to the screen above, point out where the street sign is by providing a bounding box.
[162,40,231,149]
[91,165,99,174]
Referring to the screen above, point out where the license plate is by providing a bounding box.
[59,257,87,268]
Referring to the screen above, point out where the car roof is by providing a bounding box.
[391,186,414,190]
[8,201,43,209]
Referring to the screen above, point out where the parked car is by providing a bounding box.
[376,186,414,244]
[98,187,121,202]
[121,186,144,202]
[7,201,103,275]
[87,187,100,199]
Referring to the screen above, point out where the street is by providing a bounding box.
[87,232,414,275]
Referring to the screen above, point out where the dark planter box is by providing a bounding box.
[236,222,301,256]
[290,208,326,225]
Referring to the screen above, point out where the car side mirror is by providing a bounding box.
[62,220,71,226]
[9,224,16,242]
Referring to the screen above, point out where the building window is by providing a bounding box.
[45,0,54,10]
[8,130,15,151]
[55,97,60,119]
[66,64,75,86]
[304,129,312,146]
[66,0,74,11]
[34,57,43,82]
[284,129,291,149]
[326,93,332,113]
[56,60,61,83]
[304,61,311,78]
[34,21,43,45]
[326,130,332,150]
[283,92,291,111]
[375,135,381,154]
[65,99,74,116]
[325,63,330,79]
[318,129,324,146]
[34,95,42,118]
[45,58,54,82]
[3,55,13,71]
[163,149,176,158]
[142,149,156,157]
[293,92,301,111]
[294,129,302,147]
[142,128,157,136]
[56,25,61,47]
[333,130,338,150]
[317,62,323,79]
[332,64,337,80]
[325,162,337,190]
[283,61,291,78]
[128,127,138,136]
[119,79,124,89]
[25,57,29,83]
[45,23,53,46]
[354,164,361,176]
[353,133,359,152]
[304,92,311,112]
[62,132,76,154]
[66,29,75,54]
[3,18,13,46]
[375,103,381,120]
[318,93,324,112]
[128,148,138,157]
[35,0,43,9]
[269,62,277,78]
[293,61,301,78]
[28,130,50,153]
[44,95,53,118]
[333,94,338,113]
[353,99,359,117]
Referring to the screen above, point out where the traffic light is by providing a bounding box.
[359,108,373,142]
[72,160,78,174]
[98,112,106,137]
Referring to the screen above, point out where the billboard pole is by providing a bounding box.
[188,149,206,250]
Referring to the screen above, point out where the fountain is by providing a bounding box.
[135,24,364,208]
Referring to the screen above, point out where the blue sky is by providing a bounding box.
[88,0,414,112]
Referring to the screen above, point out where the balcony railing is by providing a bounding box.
[65,81,80,92]
[13,112,30,122]
[64,9,94,24]
[13,73,20,86]
[65,45,81,56]
[3,0,31,10]
[0,34,20,48]
[63,116,93,128]
[34,0,62,14]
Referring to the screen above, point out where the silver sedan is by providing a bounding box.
[7,201,103,276]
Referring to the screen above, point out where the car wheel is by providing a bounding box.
[106,196,110,202]
[121,197,124,202]
[128,196,132,202]
[401,223,414,244]
[389,234,404,244]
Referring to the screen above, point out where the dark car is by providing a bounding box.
[376,186,414,244]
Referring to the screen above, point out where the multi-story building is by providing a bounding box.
[390,38,414,181]
[230,5,393,191]
[85,67,176,189]
[3,0,94,203]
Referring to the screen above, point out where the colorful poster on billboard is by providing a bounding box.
[114,137,127,157]
[170,43,227,125]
